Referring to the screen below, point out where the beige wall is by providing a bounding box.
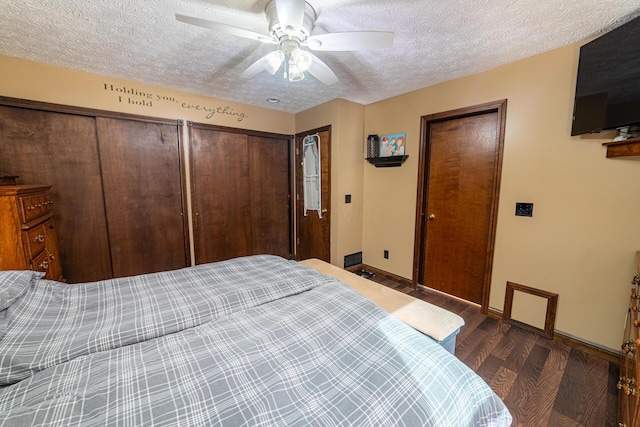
[0,55,295,134]
[362,43,640,350]
[296,99,365,267]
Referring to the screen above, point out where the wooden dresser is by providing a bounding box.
[0,185,63,281]
[619,251,640,426]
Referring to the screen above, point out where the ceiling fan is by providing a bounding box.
[176,0,394,85]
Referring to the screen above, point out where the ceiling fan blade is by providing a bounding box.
[306,31,394,51]
[240,55,269,79]
[307,54,338,85]
[176,14,276,44]
[275,0,305,35]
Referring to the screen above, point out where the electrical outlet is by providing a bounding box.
[384,250,389,259]
[345,194,351,204]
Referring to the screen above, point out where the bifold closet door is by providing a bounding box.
[190,125,291,264]
[96,118,189,278]
[0,104,112,283]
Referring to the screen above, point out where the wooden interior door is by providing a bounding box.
[0,103,112,282]
[96,117,189,278]
[190,124,291,264]
[414,101,506,308]
[295,127,331,262]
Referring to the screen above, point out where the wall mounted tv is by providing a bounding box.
[571,14,640,136]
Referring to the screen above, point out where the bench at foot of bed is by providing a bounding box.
[299,258,465,355]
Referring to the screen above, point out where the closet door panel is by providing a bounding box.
[191,129,252,263]
[96,118,188,278]
[247,135,290,258]
[190,126,291,264]
[0,105,112,282]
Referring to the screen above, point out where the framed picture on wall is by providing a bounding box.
[380,133,406,157]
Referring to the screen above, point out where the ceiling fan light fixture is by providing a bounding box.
[262,50,285,75]
[291,48,313,72]
[177,0,390,86]
[287,59,305,82]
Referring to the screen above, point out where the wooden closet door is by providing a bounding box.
[96,118,188,278]
[0,105,112,283]
[190,125,291,264]
[247,134,290,257]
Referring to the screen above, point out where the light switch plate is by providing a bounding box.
[515,202,534,217]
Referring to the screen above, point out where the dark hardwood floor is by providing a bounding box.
[367,273,619,427]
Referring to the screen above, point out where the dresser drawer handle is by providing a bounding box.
[34,234,45,243]
[39,260,49,270]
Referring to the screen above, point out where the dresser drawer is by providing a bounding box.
[19,193,53,223]
[29,249,52,277]
[23,223,47,259]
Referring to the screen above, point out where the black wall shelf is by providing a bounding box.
[366,155,409,167]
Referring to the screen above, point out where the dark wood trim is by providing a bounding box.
[188,120,291,141]
[291,131,298,260]
[502,281,558,339]
[176,121,191,267]
[412,117,430,289]
[412,99,507,315]
[287,134,294,259]
[482,100,508,313]
[486,307,503,320]
[0,96,181,125]
[187,124,198,264]
[488,307,619,365]
[553,332,620,365]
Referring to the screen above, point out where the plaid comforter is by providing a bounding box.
[0,255,511,426]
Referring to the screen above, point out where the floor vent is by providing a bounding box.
[343,252,363,268]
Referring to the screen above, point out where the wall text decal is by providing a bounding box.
[103,83,248,122]
[180,103,248,122]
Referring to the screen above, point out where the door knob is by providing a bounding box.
[321,208,328,213]
[428,214,435,221]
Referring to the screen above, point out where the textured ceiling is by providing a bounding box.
[1,0,639,113]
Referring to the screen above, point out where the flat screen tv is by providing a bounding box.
[571,15,640,136]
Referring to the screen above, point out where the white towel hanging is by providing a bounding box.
[302,133,322,218]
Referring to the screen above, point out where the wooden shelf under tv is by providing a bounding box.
[602,137,640,159]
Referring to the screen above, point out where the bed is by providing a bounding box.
[0,255,511,426]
